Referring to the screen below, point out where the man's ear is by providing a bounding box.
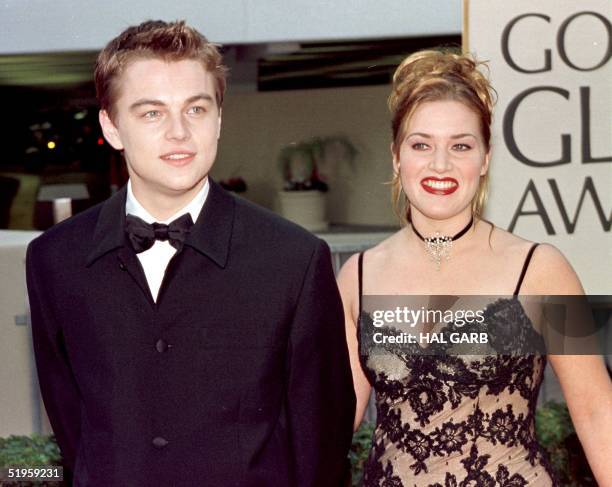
[98,110,124,151]
[216,108,222,140]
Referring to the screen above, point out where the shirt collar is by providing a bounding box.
[87,178,232,269]
[125,178,209,224]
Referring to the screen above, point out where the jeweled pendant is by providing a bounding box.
[424,233,453,270]
[411,216,473,270]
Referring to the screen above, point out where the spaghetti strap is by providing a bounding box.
[513,243,539,295]
[358,252,364,316]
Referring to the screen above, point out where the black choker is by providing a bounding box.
[411,216,474,269]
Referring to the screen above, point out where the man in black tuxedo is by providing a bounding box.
[26,20,355,486]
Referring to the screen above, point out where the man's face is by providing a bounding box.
[99,58,221,205]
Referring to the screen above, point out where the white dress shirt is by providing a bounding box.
[125,179,209,302]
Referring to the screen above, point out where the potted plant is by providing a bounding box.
[277,135,357,232]
[536,401,596,486]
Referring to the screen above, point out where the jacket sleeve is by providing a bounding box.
[285,239,356,486]
[26,241,81,480]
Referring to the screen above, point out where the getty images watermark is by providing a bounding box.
[360,295,610,356]
[371,306,488,346]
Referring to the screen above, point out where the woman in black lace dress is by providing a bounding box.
[337,50,611,486]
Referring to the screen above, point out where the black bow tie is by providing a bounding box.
[125,213,194,253]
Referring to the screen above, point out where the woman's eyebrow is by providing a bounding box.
[405,133,478,140]
[450,133,477,139]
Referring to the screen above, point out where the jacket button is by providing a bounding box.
[118,262,127,271]
[155,339,169,353]
[152,436,168,448]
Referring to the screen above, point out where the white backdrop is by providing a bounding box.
[0,0,461,53]
[466,0,612,294]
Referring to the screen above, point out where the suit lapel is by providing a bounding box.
[184,179,234,268]
[117,246,156,307]
[86,186,127,266]
[85,186,154,306]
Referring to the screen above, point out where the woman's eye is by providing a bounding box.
[453,143,472,151]
[411,142,429,150]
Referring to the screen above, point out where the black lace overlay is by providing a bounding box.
[359,298,558,486]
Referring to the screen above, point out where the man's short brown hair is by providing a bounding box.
[94,20,227,120]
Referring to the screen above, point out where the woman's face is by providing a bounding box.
[394,99,490,222]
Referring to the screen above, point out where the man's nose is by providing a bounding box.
[165,113,191,141]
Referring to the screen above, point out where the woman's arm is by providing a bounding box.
[527,244,612,486]
[337,253,372,431]
[549,354,612,486]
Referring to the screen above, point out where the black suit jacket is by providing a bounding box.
[26,180,356,486]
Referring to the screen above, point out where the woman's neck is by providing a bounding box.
[409,208,475,240]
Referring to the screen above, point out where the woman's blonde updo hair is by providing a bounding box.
[388,49,496,225]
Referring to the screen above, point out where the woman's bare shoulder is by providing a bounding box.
[337,252,360,292]
[365,229,407,261]
[337,229,405,290]
[470,222,583,294]
[523,243,584,294]
[488,234,582,298]
[486,223,534,254]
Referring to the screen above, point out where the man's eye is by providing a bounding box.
[188,106,206,114]
[453,143,472,151]
[143,110,161,119]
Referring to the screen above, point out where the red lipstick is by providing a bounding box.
[421,177,458,195]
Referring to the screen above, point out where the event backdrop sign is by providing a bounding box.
[465,0,611,294]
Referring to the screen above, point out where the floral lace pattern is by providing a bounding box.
[359,298,557,486]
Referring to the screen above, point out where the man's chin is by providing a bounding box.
[156,177,208,196]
